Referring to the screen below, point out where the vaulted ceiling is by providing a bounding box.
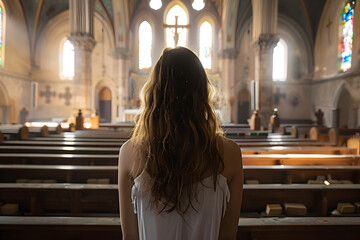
[19,0,114,64]
[18,0,327,56]
[236,0,327,46]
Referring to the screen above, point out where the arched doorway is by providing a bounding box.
[336,88,354,128]
[99,87,112,123]
[237,88,251,124]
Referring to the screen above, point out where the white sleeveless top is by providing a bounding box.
[131,172,230,240]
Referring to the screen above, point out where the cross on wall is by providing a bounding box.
[59,87,72,106]
[274,87,286,106]
[163,16,190,47]
[40,85,56,104]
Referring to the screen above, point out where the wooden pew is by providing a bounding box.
[0,140,124,148]
[0,153,118,165]
[309,127,330,142]
[58,131,132,139]
[242,184,360,217]
[27,137,127,142]
[279,125,314,138]
[0,164,359,185]
[0,139,336,152]
[1,142,348,154]
[242,146,356,155]
[0,164,118,183]
[0,125,29,140]
[244,165,360,184]
[99,123,134,131]
[242,154,360,166]
[0,146,120,154]
[1,216,359,240]
[28,126,49,137]
[291,125,314,138]
[329,128,360,146]
[1,153,358,166]
[237,141,334,147]
[48,124,62,134]
[0,130,3,141]
[0,183,359,217]
[279,125,292,135]
[0,183,118,215]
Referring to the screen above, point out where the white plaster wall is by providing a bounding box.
[1,0,31,76]
[29,11,73,120]
[0,0,31,123]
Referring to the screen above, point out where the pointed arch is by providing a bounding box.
[339,0,355,72]
[272,39,288,81]
[199,20,213,69]
[139,20,152,69]
[60,39,75,80]
[164,2,189,48]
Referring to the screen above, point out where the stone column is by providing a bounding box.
[252,35,278,127]
[221,48,238,123]
[70,36,96,112]
[114,48,131,122]
[251,0,278,127]
[69,0,96,114]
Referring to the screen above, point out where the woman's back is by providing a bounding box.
[118,48,243,240]
[132,171,230,240]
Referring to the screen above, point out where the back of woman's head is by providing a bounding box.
[132,47,223,215]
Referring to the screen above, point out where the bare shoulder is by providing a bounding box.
[118,139,137,173]
[218,136,242,181]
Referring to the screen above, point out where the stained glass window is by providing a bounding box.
[339,0,355,72]
[0,2,5,67]
[139,21,152,69]
[199,21,212,69]
[165,5,188,48]
[61,40,75,79]
[273,39,287,81]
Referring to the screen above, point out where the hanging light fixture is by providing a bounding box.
[149,0,162,10]
[192,0,205,11]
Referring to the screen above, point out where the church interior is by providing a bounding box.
[0,0,360,239]
[0,0,357,127]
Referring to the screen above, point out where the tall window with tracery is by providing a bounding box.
[272,39,287,81]
[165,5,188,48]
[339,0,355,72]
[199,21,212,69]
[0,1,5,67]
[60,39,75,80]
[139,21,152,69]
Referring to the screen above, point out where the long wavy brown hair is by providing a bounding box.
[131,47,224,215]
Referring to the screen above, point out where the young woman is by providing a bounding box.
[118,47,243,240]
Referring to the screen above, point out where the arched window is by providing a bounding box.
[0,1,6,67]
[60,39,75,80]
[339,0,355,72]
[165,5,188,48]
[199,21,212,69]
[272,39,287,81]
[139,21,152,70]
